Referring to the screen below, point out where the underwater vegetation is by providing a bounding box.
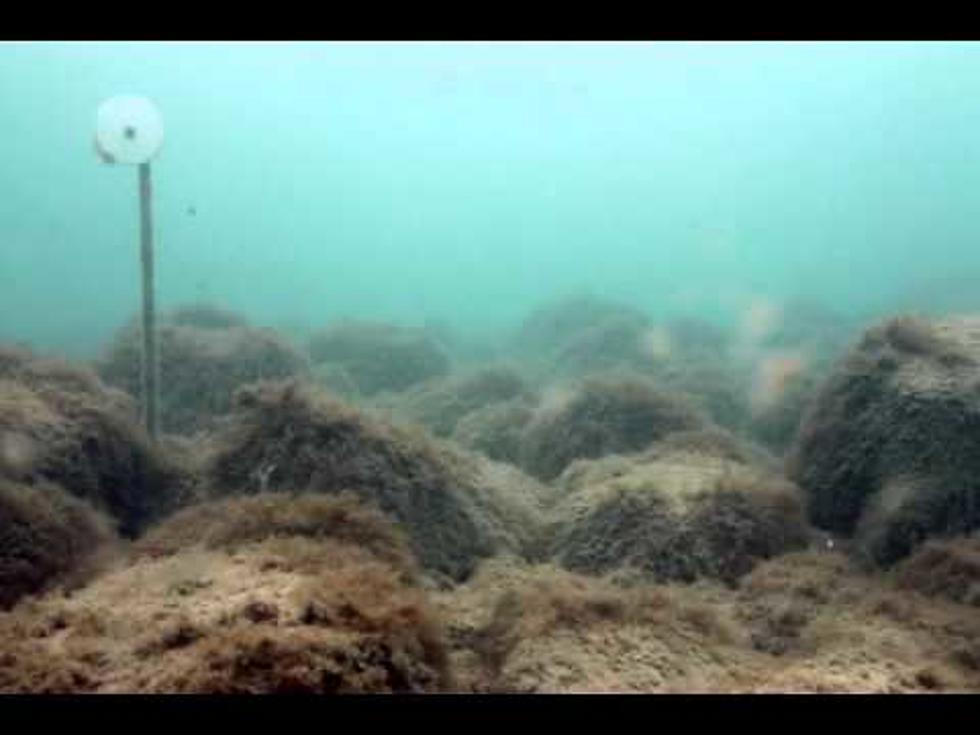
[0,345,187,537]
[5,291,980,693]
[788,315,980,565]
[0,493,450,693]
[197,379,547,582]
[512,294,652,378]
[654,360,751,436]
[518,372,709,481]
[543,435,810,586]
[451,398,535,466]
[641,426,777,469]
[308,320,451,396]
[12,29,980,695]
[637,317,751,433]
[135,492,419,580]
[0,479,114,610]
[311,361,362,402]
[98,304,309,435]
[894,534,980,607]
[504,294,834,451]
[372,365,530,439]
[435,550,980,693]
[515,294,650,355]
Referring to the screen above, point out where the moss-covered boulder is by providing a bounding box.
[0,345,188,535]
[518,373,709,481]
[98,306,309,434]
[308,321,451,396]
[197,380,548,582]
[788,315,980,565]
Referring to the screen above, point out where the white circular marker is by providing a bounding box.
[95,95,164,165]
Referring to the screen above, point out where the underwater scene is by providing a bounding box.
[2,40,980,694]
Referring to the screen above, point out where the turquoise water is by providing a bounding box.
[3,41,980,357]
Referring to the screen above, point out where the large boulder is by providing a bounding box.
[198,380,547,582]
[98,305,309,434]
[893,534,980,607]
[0,479,114,610]
[788,315,980,565]
[655,360,750,434]
[376,365,530,438]
[625,317,751,434]
[308,321,450,396]
[0,494,451,693]
[0,346,187,536]
[135,492,418,578]
[518,373,709,481]
[513,294,652,376]
[543,439,810,586]
[515,294,650,355]
[452,399,535,466]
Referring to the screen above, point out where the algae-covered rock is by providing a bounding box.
[518,373,709,481]
[0,479,114,610]
[98,306,309,434]
[308,320,450,396]
[788,315,980,565]
[0,345,188,535]
[0,494,451,693]
[545,443,810,586]
[199,380,548,582]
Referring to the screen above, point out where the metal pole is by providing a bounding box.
[138,162,159,439]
